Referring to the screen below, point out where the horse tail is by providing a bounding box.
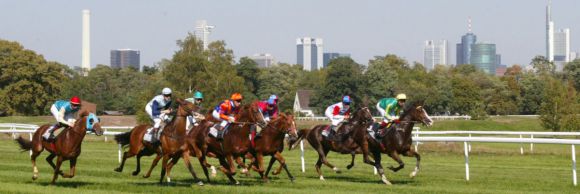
[114,131,132,147]
[15,136,32,152]
[289,128,310,150]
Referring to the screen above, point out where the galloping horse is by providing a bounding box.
[113,124,161,178]
[157,98,204,186]
[189,102,266,184]
[244,113,298,182]
[366,101,433,185]
[15,111,104,184]
[297,107,375,181]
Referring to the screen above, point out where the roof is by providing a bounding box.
[296,90,314,109]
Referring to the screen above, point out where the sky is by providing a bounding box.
[1,0,579,68]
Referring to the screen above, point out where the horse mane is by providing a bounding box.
[400,101,424,119]
[78,111,89,118]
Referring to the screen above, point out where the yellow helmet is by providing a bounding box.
[396,93,407,100]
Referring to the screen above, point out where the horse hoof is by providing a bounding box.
[290,177,295,183]
[234,181,240,185]
[114,168,122,172]
[272,171,280,175]
[346,165,354,170]
[143,174,150,178]
[132,171,140,176]
[381,175,392,185]
[319,176,325,181]
[195,181,204,186]
[333,167,342,174]
[32,175,38,180]
[409,171,418,178]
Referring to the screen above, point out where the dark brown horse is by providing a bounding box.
[296,107,375,181]
[366,101,433,185]
[189,102,266,184]
[244,113,298,182]
[157,98,204,186]
[15,111,104,184]
[113,124,161,178]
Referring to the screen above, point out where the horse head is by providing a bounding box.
[236,101,267,126]
[268,113,298,138]
[175,98,200,118]
[78,111,104,136]
[350,106,374,125]
[401,101,433,127]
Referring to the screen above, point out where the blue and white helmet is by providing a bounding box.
[342,96,351,105]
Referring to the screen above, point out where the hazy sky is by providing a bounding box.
[1,0,579,68]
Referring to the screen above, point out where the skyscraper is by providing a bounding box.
[323,52,351,68]
[249,53,277,68]
[553,28,570,71]
[81,9,91,76]
[546,1,554,61]
[195,20,214,50]
[423,40,448,70]
[456,18,477,65]
[470,43,496,75]
[296,37,323,71]
[110,49,140,70]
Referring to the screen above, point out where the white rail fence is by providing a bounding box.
[1,123,579,186]
[296,115,471,121]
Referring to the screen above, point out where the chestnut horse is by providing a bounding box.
[244,113,298,182]
[189,102,266,184]
[156,98,204,186]
[15,111,104,184]
[113,124,161,178]
[366,101,433,185]
[297,107,375,181]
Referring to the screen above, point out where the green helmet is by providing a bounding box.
[193,91,203,99]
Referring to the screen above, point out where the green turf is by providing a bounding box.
[0,137,578,194]
[427,116,544,131]
[0,116,52,125]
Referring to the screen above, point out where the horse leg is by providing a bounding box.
[164,156,180,183]
[403,149,421,178]
[235,156,250,176]
[193,145,210,182]
[182,150,203,186]
[387,151,405,172]
[45,153,63,175]
[265,156,277,176]
[132,149,151,176]
[31,150,41,180]
[114,150,135,173]
[273,152,294,182]
[373,151,391,185]
[158,155,169,184]
[62,158,76,178]
[319,148,340,174]
[255,152,267,182]
[218,156,238,185]
[346,152,356,170]
[143,153,161,178]
[272,159,285,176]
[50,156,64,184]
[226,155,239,185]
[359,138,376,167]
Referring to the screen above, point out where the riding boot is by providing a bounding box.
[151,127,159,142]
[43,123,60,140]
[217,129,224,141]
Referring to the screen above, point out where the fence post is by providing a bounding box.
[468,133,472,152]
[572,145,577,186]
[520,134,524,155]
[104,128,108,142]
[414,127,420,152]
[29,132,33,156]
[530,134,534,153]
[300,140,305,173]
[118,143,122,163]
[464,141,470,181]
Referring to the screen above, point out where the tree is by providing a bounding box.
[0,39,70,115]
[310,57,364,113]
[519,74,545,114]
[564,59,580,91]
[540,78,580,131]
[363,55,404,106]
[236,57,261,95]
[256,63,301,111]
[530,55,555,75]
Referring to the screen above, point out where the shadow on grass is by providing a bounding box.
[36,181,94,188]
[304,175,416,185]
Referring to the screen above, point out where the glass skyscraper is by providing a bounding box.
[456,33,477,65]
[424,40,448,70]
[110,49,140,70]
[296,37,323,71]
[470,43,496,75]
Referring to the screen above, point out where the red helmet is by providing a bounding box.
[70,96,81,105]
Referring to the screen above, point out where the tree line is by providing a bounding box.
[1,36,578,131]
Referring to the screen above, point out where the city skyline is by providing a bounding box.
[1,0,579,68]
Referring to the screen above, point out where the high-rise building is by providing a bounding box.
[423,40,448,70]
[456,17,477,65]
[296,37,323,71]
[470,43,496,75]
[323,52,351,68]
[249,53,276,68]
[110,49,140,70]
[195,20,214,50]
[546,1,571,72]
[553,28,570,71]
[81,9,91,76]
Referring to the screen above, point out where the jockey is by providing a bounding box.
[145,88,173,141]
[185,91,204,130]
[210,93,243,140]
[322,96,351,138]
[376,93,406,133]
[254,95,279,138]
[42,96,82,140]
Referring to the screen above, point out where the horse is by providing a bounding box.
[243,113,298,182]
[295,107,375,181]
[15,111,104,184]
[156,98,204,186]
[366,101,433,185]
[189,102,266,184]
[113,124,162,178]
